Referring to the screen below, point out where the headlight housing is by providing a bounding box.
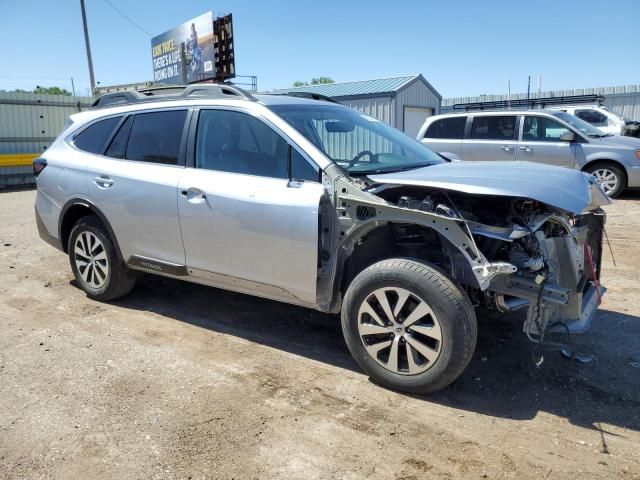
[635,149,640,161]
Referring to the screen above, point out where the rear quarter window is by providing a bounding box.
[424,117,466,139]
[72,117,120,154]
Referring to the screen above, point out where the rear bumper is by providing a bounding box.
[35,206,62,251]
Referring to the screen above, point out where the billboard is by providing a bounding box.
[151,12,215,85]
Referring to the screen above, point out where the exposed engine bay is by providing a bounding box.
[319,168,608,345]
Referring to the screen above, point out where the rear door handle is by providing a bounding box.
[501,146,513,152]
[93,176,114,188]
[519,146,533,152]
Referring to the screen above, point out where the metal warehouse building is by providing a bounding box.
[271,74,442,138]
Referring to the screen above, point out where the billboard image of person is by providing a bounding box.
[151,12,214,85]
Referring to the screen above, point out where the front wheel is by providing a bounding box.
[584,162,626,198]
[341,259,477,394]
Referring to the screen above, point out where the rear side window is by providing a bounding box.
[424,117,466,139]
[105,116,133,159]
[470,116,517,140]
[126,110,187,165]
[73,117,120,154]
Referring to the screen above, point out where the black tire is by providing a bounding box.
[584,162,626,198]
[68,215,137,301]
[341,258,477,394]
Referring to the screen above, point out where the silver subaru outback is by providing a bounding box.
[34,84,610,393]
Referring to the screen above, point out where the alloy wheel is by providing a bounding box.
[74,231,109,289]
[357,287,442,375]
[592,168,618,195]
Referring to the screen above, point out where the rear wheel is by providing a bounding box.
[68,215,137,301]
[584,162,626,198]
[341,259,477,394]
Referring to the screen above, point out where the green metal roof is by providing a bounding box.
[269,75,421,98]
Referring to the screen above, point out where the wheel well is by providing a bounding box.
[581,159,628,186]
[339,223,447,295]
[60,205,95,253]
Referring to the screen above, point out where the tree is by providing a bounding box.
[292,77,334,87]
[310,77,334,85]
[33,86,72,96]
[11,86,72,95]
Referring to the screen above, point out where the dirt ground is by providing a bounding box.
[1,188,639,480]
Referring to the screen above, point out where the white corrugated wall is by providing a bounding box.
[442,84,640,121]
[0,91,92,187]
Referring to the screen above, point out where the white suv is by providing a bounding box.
[549,105,639,137]
[34,84,609,393]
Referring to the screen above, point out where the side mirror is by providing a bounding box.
[559,131,575,142]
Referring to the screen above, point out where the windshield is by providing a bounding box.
[268,104,444,175]
[552,111,609,137]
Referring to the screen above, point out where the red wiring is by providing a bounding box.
[584,243,602,305]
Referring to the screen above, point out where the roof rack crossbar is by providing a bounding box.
[91,83,256,108]
[452,94,605,111]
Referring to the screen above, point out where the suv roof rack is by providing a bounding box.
[271,92,341,104]
[91,84,256,109]
[452,93,605,111]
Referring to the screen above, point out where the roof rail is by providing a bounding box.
[91,83,256,108]
[452,94,605,111]
[273,91,341,104]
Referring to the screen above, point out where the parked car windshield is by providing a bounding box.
[551,111,612,138]
[268,103,444,175]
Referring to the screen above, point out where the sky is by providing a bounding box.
[1,0,638,98]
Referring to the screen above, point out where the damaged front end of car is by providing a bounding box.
[319,161,610,342]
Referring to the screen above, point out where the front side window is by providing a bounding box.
[470,115,517,140]
[73,117,120,154]
[126,110,187,165]
[424,117,466,139]
[522,116,571,142]
[575,109,608,127]
[551,111,606,138]
[196,109,289,179]
[268,104,443,175]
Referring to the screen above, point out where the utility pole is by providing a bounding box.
[80,0,96,96]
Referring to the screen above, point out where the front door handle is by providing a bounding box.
[181,187,207,203]
[93,176,114,188]
[501,146,513,152]
[519,146,533,152]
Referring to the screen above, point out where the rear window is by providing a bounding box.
[470,115,517,140]
[424,117,466,139]
[125,110,187,165]
[73,117,120,154]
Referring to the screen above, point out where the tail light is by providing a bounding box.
[33,158,47,177]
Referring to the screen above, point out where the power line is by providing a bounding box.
[102,0,153,37]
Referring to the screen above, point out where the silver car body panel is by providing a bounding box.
[369,161,611,214]
[178,167,324,305]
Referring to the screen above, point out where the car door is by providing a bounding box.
[84,109,189,266]
[460,115,518,161]
[178,107,324,305]
[517,115,577,168]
